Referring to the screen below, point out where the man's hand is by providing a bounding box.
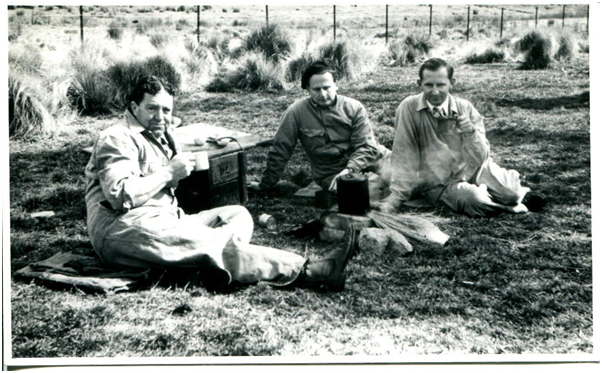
[328,168,352,191]
[247,181,264,192]
[456,114,475,134]
[372,201,398,214]
[167,152,195,182]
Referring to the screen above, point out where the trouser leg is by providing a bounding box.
[474,158,530,206]
[424,158,530,217]
[100,205,305,286]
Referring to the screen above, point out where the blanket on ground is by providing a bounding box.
[15,252,151,293]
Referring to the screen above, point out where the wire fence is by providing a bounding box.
[8,4,590,47]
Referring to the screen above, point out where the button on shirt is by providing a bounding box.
[259,95,383,189]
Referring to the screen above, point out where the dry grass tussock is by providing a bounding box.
[205,52,285,93]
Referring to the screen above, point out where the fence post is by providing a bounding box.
[333,5,336,42]
[535,6,538,28]
[31,6,34,24]
[587,5,589,31]
[197,5,200,43]
[79,6,84,47]
[466,6,470,41]
[266,5,269,26]
[500,7,504,38]
[429,4,433,36]
[562,5,566,28]
[385,4,388,44]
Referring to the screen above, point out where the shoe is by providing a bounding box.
[301,222,356,292]
[522,191,547,212]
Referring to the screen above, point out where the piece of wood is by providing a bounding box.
[320,211,375,230]
[30,211,55,219]
[368,211,449,247]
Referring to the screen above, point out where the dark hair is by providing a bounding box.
[419,58,454,80]
[301,60,337,89]
[128,75,176,105]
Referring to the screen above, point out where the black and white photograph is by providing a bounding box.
[3,0,599,370]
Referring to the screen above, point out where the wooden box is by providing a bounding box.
[175,151,248,214]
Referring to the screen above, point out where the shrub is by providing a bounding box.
[465,48,506,64]
[203,34,231,64]
[286,52,315,83]
[9,72,56,139]
[107,20,124,40]
[178,5,187,12]
[239,24,293,63]
[202,6,212,11]
[579,41,589,54]
[404,34,433,55]
[8,21,23,42]
[494,37,512,48]
[206,53,284,92]
[136,17,163,34]
[9,44,44,76]
[318,41,354,79]
[383,34,434,66]
[68,48,115,115]
[554,33,576,61]
[16,10,25,16]
[182,44,218,83]
[149,33,168,49]
[516,30,553,69]
[233,8,240,13]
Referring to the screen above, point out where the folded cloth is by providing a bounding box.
[15,252,151,293]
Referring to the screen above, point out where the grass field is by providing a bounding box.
[5,3,594,363]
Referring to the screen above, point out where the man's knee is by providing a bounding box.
[446,183,497,217]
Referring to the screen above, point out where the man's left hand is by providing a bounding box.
[456,114,475,133]
[328,168,352,191]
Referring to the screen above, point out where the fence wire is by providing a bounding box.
[8,4,590,43]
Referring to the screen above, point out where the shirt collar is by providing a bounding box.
[417,93,458,116]
[124,108,173,138]
[309,94,339,109]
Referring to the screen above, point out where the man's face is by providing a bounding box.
[131,89,174,137]
[418,67,455,107]
[308,72,337,107]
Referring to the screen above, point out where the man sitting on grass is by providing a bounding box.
[248,60,391,200]
[84,75,355,291]
[375,58,547,217]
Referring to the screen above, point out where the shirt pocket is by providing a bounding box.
[300,128,326,138]
[299,128,341,158]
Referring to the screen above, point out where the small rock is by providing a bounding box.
[358,227,389,257]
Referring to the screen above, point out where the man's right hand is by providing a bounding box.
[372,201,398,214]
[247,181,264,192]
[167,152,196,181]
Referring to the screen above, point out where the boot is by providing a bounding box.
[299,222,356,292]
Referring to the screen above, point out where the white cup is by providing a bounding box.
[193,151,209,171]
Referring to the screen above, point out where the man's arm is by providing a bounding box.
[456,101,490,167]
[345,103,380,173]
[378,100,421,211]
[95,133,195,211]
[256,108,299,190]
